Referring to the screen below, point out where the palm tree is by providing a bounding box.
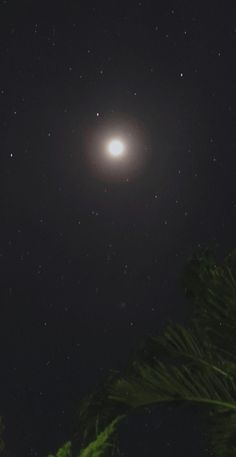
[50,247,236,457]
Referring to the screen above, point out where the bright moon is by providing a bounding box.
[108,139,124,157]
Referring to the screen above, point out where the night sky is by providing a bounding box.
[0,2,235,456]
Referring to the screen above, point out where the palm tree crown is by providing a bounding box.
[51,247,236,457]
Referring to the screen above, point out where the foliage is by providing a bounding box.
[48,441,72,457]
[73,371,130,449]
[182,247,236,360]
[48,416,125,457]
[208,408,236,457]
[73,247,236,457]
[78,416,124,457]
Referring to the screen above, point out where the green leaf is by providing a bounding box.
[78,416,125,457]
[108,358,236,411]
[48,441,72,457]
[182,247,236,356]
[208,408,236,457]
[73,247,236,457]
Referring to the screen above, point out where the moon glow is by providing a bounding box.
[108,139,124,157]
[85,116,148,180]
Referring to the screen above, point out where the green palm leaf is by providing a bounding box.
[74,247,236,457]
[208,408,236,457]
[73,372,130,448]
[48,416,125,457]
[78,416,125,457]
[182,247,236,356]
[137,322,232,378]
[108,357,236,410]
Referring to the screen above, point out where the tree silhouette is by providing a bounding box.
[69,247,236,457]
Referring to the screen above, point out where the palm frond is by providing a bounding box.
[208,408,236,457]
[150,322,236,378]
[48,417,125,457]
[182,247,236,356]
[78,416,125,457]
[48,441,72,457]
[73,372,130,448]
[108,358,236,412]
[73,247,236,457]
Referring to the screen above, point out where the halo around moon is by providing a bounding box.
[84,116,149,181]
